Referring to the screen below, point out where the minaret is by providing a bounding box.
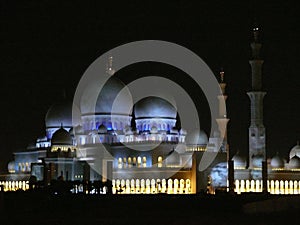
[216,69,230,160]
[247,26,266,168]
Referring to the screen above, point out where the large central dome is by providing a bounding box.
[95,77,132,115]
[134,96,177,119]
[134,96,177,132]
[80,76,133,131]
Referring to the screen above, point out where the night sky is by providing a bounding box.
[0,1,299,172]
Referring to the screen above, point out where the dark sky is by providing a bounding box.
[0,0,299,172]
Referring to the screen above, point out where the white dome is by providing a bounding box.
[134,96,177,119]
[232,152,246,169]
[270,153,284,168]
[45,101,81,128]
[185,129,208,146]
[80,76,132,116]
[289,156,300,169]
[289,143,300,159]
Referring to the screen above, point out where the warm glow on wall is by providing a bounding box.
[234,179,300,195]
[112,178,192,194]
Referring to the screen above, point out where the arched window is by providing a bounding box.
[22,163,26,172]
[25,162,30,172]
[167,179,173,194]
[118,158,122,169]
[133,157,137,166]
[137,157,142,167]
[128,157,132,168]
[142,156,147,167]
[157,156,163,168]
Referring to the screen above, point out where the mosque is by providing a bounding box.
[1,27,300,195]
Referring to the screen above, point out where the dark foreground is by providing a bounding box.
[1,191,300,225]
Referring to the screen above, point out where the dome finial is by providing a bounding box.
[297,140,300,146]
[61,123,64,128]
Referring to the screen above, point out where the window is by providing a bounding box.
[158,156,163,168]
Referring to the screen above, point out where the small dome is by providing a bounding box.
[289,156,300,169]
[270,153,284,168]
[289,143,300,159]
[51,127,73,145]
[232,151,246,169]
[8,161,15,173]
[134,96,177,119]
[45,101,81,129]
[98,124,108,134]
[252,154,264,168]
[165,150,181,166]
[150,126,158,134]
[185,129,208,145]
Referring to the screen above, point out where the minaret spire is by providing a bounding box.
[216,68,230,158]
[106,56,115,76]
[247,23,267,169]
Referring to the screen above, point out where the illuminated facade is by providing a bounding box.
[1,27,300,195]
